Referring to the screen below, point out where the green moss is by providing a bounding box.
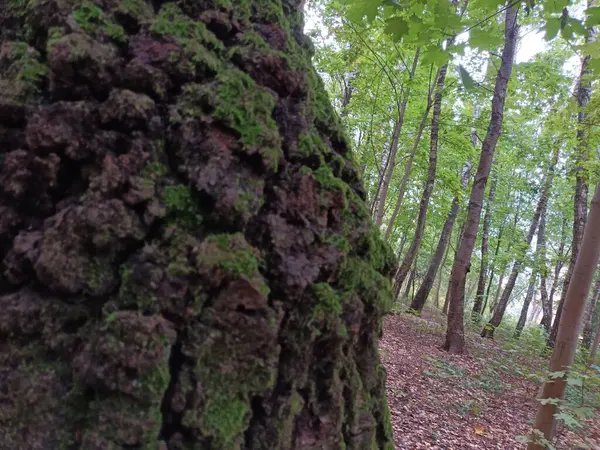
[113,0,153,22]
[208,70,281,172]
[339,258,393,313]
[311,283,342,322]
[202,395,250,448]
[162,184,202,230]
[72,2,127,44]
[84,256,114,295]
[205,233,260,278]
[151,3,222,73]
[47,27,65,51]
[7,42,47,87]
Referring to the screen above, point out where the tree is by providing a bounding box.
[582,270,600,348]
[529,184,600,449]
[373,50,420,227]
[443,6,519,353]
[482,146,558,338]
[472,175,497,321]
[410,164,471,312]
[548,23,596,347]
[0,1,397,448]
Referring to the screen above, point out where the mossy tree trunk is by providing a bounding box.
[0,1,396,449]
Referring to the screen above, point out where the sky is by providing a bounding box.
[304,6,582,77]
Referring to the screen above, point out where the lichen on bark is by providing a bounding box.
[0,0,395,449]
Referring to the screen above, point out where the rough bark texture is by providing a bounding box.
[482,146,557,338]
[582,271,600,348]
[373,50,419,227]
[529,184,600,449]
[410,163,470,312]
[0,1,397,449]
[472,175,496,321]
[548,25,595,347]
[443,6,518,353]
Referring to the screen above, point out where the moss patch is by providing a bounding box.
[162,184,202,230]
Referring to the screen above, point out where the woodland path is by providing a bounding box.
[381,312,600,449]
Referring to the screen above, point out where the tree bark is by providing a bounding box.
[0,2,396,448]
[443,6,518,353]
[472,175,497,321]
[548,26,596,347]
[529,184,600,449]
[538,207,551,333]
[374,50,420,227]
[482,146,558,338]
[582,271,600,348]
[434,248,448,309]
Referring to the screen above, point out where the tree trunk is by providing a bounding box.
[514,270,538,338]
[591,309,600,360]
[410,164,471,312]
[0,2,396,449]
[472,175,497,321]
[393,62,450,293]
[443,6,518,353]
[538,207,553,334]
[529,184,600,449]
[548,28,595,347]
[582,271,600,348]
[434,250,447,309]
[374,50,420,227]
[384,89,433,240]
[482,146,558,338]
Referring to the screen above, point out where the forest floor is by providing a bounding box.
[380,310,600,449]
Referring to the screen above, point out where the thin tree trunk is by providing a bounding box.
[435,250,447,309]
[472,175,497,321]
[548,29,595,347]
[483,221,507,313]
[374,50,420,227]
[384,90,434,239]
[410,164,471,311]
[514,270,538,338]
[538,209,552,334]
[591,309,600,360]
[393,62,451,292]
[443,6,518,353]
[443,221,465,315]
[582,271,600,348]
[482,146,558,338]
[339,71,355,117]
[544,227,568,333]
[529,184,600,449]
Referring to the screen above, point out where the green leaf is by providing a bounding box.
[567,18,587,37]
[345,0,380,23]
[544,17,561,41]
[585,6,600,27]
[554,412,582,428]
[458,65,475,91]
[384,16,409,41]
[469,27,503,51]
[422,46,450,67]
[566,375,583,387]
[547,370,566,379]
